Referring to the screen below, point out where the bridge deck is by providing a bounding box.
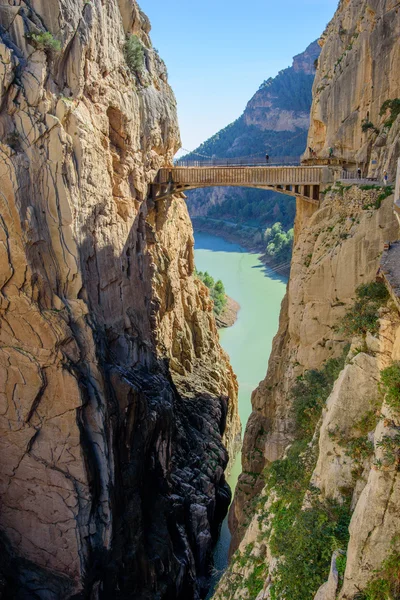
[152,164,339,204]
[156,166,324,186]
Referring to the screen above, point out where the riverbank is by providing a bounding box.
[216,296,240,328]
[192,216,292,277]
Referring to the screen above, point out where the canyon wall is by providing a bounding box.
[0,1,239,598]
[307,0,400,179]
[213,0,400,597]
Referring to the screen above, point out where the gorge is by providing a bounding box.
[1,0,400,599]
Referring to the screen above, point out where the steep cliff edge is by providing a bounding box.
[212,0,400,597]
[0,1,239,598]
[307,0,400,178]
[214,185,400,600]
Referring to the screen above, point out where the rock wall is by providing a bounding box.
[213,183,400,599]
[212,0,400,595]
[228,185,399,553]
[0,1,239,598]
[306,0,400,179]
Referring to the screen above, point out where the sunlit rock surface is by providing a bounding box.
[0,1,239,597]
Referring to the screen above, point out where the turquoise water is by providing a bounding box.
[194,232,287,592]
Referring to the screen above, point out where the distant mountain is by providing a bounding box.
[184,41,320,163]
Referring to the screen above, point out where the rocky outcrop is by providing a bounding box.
[243,41,320,133]
[228,186,399,555]
[213,185,400,600]
[212,1,400,596]
[306,0,400,179]
[0,1,239,598]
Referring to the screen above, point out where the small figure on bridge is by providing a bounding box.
[357,167,362,179]
[383,170,388,185]
[265,153,270,164]
[329,147,334,158]
[309,146,313,157]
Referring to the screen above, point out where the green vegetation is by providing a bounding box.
[379,363,400,415]
[361,185,394,210]
[376,434,400,469]
[124,35,145,74]
[380,99,400,129]
[222,349,351,600]
[362,119,378,134]
[206,189,296,230]
[336,553,347,590]
[264,222,294,266]
[196,270,227,315]
[292,351,349,437]
[265,348,350,600]
[355,538,400,599]
[27,31,61,52]
[340,282,389,336]
[270,496,351,600]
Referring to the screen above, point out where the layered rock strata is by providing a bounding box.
[0,1,239,598]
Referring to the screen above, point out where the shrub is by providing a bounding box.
[261,350,351,600]
[380,363,400,414]
[357,539,400,599]
[270,497,351,600]
[380,99,400,129]
[196,270,227,316]
[362,119,378,133]
[28,31,61,52]
[292,349,349,437]
[340,282,389,336]
[264,222,294,266]
[124,35,145,74]
[376,434,400,469]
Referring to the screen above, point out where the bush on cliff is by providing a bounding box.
[355,538,400,599]
[292,351,349,437]
[340,282,389,336]
[27,31,61,52]
[379,362,400,415]
[265,347,350,600]
[125,35,145,74]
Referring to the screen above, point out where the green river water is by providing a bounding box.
[194,232,287,591]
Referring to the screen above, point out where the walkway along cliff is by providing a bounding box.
[0,1,240,598]
[213,1,400,598]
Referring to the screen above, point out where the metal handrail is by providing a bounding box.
[175,156,301,168]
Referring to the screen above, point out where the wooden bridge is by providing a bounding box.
[152,165,339,205]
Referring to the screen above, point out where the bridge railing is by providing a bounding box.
[175,156,300,167]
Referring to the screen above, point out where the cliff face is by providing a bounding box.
[214,187,400,600]
[243,41,320,134]
[307,0,400,178]
[0,1,239,598]
[212,0,400,597]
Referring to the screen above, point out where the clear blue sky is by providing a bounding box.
[140,0,338,153]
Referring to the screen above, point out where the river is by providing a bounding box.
[194,232,288,595]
